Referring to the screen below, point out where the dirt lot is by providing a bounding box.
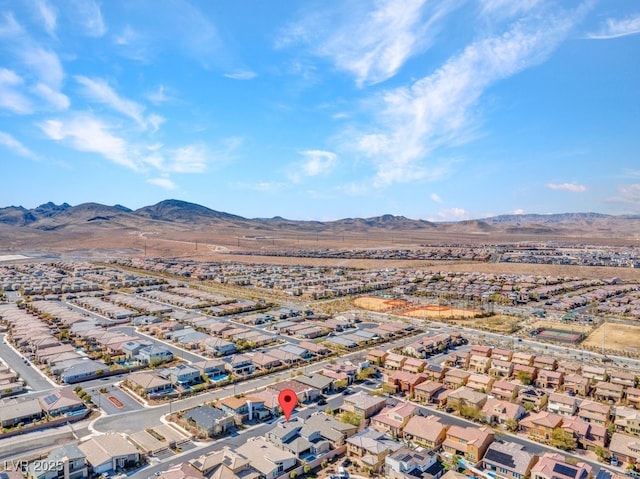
[583,323,640,355]
[530,320,592,333]
[448,315,521,333]
[352,296,408,311]
[400,304,480,319]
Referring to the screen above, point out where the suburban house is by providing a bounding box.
[342,392,386,419]
[38,388,86,417]
[563,374,591,397]
[535,370,564,390]
[481,398,525,426]
[491,380,520,401]
[371,401,417,437]
[468,355,492,374]
[224,354,256,376]
[28,444,88,479]
[466,374,494,393]
[346,428,403,473]
[446,387,487,412]
[547,393,578,417]
[582,365,607,382]
[608,432,640,466]
[385,370,427,395]
[442,426,494,464]
[0,398,43,427]
[516,388,548,411]
[578,401,611,426]
[533,356,557,371]
[518,411,563,443]
[402,415,448,449]
[77,433,140,475]
[183,405,234,438]
[614,406,640,437]
[489,359,514,378]
[530,453,592,479]
[443,369,470,390]
[236,437,297,479]
[127,372,172,396]
[385,446,444,479]
[481,441,538,479]
[167,364,202,386]
[384,353,407,370]
[594,381,624,403]
[217,396,267,421]
[415,381,446,404]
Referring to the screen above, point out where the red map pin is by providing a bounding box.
[278,389,297,421]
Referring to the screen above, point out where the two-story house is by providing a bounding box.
[547,393,578,417]
[402,415,448,450]
[371,402,418,437]
[481,441,537,479]
[442,426,494,465]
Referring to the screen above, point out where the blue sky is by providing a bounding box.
[0,0,639,221]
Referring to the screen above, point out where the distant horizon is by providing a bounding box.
[1,198,631,224]
[1,1,639,220]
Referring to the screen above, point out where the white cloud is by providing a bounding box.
[479,0,542,21]
[0,12,23,36]
[350,6,583,188]
[0,68,32,114]
[67,0,106,37]
[431,207,470,221]
[0,131,36,158]
[587,14,640,40]
[279,0,458,86]
[147,178,177,190]
[33,83,70,110]
[512,208,525,215]
[169,145,207,173]
[147,85,173,105]
[75,76,156,130]
[20,46,64,89]
[224,71,257,80]
[546,182,587,192]
[32,0,57,36]
[39,115,138,170]
[289,150,338,183]
[430,192,443,203]
[606,184,640,207]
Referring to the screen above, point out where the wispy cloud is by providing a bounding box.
[39,115,138,170]
[0,68,32,114]
[606,184,640,209]
[147,178,177,190]
[586,14,640,39]
[479,0,542,21]
[278,0,458,87]
[31,0,57,36]
[67,0,106,37]
[33,83,70,110]
[38,112,226,177]
[75,76,161,130]
[512,208,525,215]
[546,182,587,192]
[0,131,36,158]
[349,5,585,188]
[430,207,470,221]
[224,71,257,80]
[430,192,443,203]
[289,150,338,183]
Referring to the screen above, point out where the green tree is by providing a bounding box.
[289,472,297,479]
[303,465,311,475]
[356,367,376,382]
[337,411,362,426]
[334,379,348,390]
[459,404,482,422]
[516,370,533,385]
[594,446,610,462]
[504,418,519,432]
[550,428,577,451]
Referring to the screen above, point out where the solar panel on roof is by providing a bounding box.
[43,394,58,405]
[553,463,578,478]
[484,449,516,468]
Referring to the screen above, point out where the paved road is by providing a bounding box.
[0,333,56,392]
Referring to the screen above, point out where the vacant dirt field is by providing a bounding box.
[400,304,480,319]
[530,320,592,333]
[583,323,640,354]
[449,315,521,333]
[353,296,408,311]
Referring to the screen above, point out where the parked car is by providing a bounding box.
[317,397,327,406]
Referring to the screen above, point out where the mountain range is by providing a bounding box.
[1,199,639,240]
